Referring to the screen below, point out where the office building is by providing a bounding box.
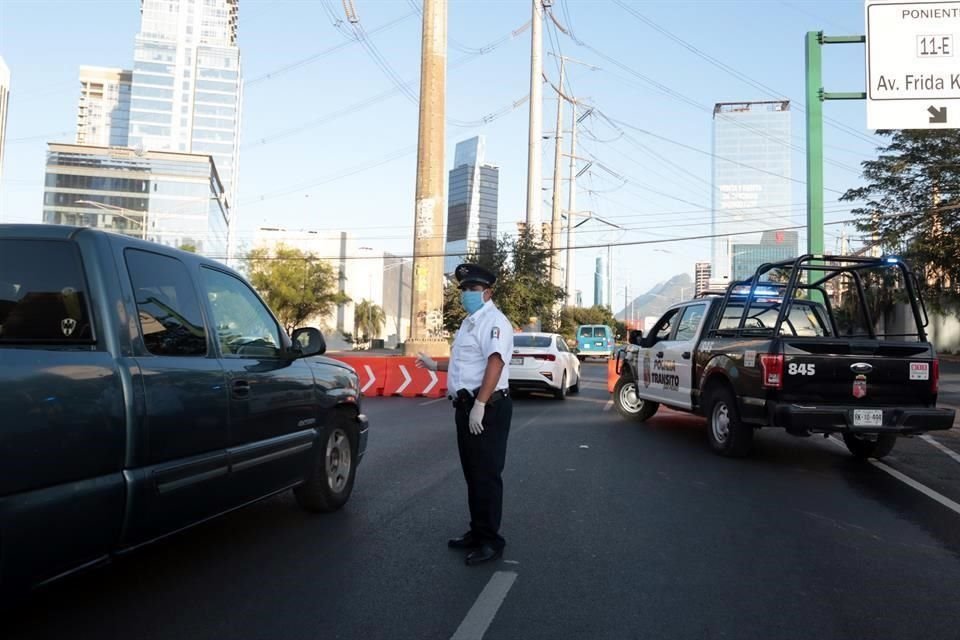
[77,66,132,147]
[594,256,604,307]
[382,254,413,349]
[43,143,229,256]
[730,230,800,282]
[695,261,712,296]
[128,0,242,205]
[445,136,499,274]
[712,101,792,280]
[0,56,9,185]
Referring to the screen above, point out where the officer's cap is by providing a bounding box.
[455,263,496,289]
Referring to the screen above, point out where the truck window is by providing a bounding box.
[578,327,592,338]
[125,249,208,356]
[593,327,607,337]
[674,304,707,342]
[646,309,678,346]
[200,268,282,359]
[0,239,93,344]
[718,303,830,337]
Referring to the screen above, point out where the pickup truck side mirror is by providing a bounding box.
[291,327,326,358]
[628,329,643,346]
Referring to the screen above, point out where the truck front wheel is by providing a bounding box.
[295,411,359,512]
[613,376,658,422]
[842,433,897,460]
[706,387,753,457]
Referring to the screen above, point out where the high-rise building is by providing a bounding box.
[128,0,242,205]
[712,101,792,280]
[43,143,230,256]
[77,66,132,147]
[445,136,499,274]
[594,257,604,307]
[731,230,799,282]
[0,56,10,185]
[695,261,712,296]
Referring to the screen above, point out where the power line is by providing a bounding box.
[611,1,878,147]
[205,205,960,262]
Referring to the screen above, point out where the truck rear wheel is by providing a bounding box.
[294,411,359,512]
[613,376,658,422]
[842,433,897,460]
[706,387,753,457]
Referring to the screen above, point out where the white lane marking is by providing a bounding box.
[826,437,960,517]
[424,369,439,394]
[603,399,613,412]
[362,365,376,393]
[395,365,413,394]
[920,434,960,465]
[450,571,518,640]
[419,397,446,407]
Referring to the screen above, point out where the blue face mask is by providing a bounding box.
[461,290,485,315]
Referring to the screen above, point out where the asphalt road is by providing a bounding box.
[5,362,960,640]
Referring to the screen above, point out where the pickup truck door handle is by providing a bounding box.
[656,351,664,359]
[232,380,251,398]
[682,352,691,360]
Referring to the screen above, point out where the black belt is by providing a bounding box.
[451,388,509,406]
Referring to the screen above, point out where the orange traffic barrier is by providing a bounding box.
[607,357,618,394]
[328,356,388,397]
[383,357,448,398]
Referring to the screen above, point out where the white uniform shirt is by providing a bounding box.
[447,299,513,394]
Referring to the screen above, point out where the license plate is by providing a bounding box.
[853,409,883,427]
[510,357,523,366]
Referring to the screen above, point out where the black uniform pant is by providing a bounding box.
[454,395,513,550]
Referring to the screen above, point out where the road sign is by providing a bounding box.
[865,0,960,129]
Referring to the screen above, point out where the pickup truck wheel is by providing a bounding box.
[294,412,358,513]
[707,388,753,457]
[842,433,897,460]
[613,376,659,422]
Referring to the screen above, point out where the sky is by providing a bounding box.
[0,0,878,309]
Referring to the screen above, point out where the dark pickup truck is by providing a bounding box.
[0,225,369,595]
[613,254,955,458]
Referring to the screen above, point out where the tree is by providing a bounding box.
[442,230,566,334]
[558,305,626,345]
[841,130,960,310]
[354,299,386,344]
[247,244,350,333]
[178,243,197,254]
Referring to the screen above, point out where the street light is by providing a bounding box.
[75,200,148,241]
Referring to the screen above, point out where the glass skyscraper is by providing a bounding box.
[128,0,241,204]
[711,101,794,280]
[445,136,499,274]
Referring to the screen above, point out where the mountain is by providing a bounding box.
[615,273,694,323]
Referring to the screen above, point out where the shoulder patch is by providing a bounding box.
[491,327,500,339]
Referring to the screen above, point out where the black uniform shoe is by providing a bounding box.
[465,544,503,566]
[448,533,482,549]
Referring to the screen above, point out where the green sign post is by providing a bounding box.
[804,32,866,290]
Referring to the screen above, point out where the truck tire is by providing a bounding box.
[613,375,659,422]
[706,387,753,457]
[294,411,359,512]
[842,433,897,460]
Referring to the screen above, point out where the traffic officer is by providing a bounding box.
[416,263,514,566]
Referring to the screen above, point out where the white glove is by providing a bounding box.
[468,400,486,435]
[416,351,438,371]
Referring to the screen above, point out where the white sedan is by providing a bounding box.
[508,333,581,400]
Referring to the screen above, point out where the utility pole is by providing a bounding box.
[549,56,565,289]
[406,0,448,357]
[565,102,577,306]
[607,245,613,311]
[525,0,543,241]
